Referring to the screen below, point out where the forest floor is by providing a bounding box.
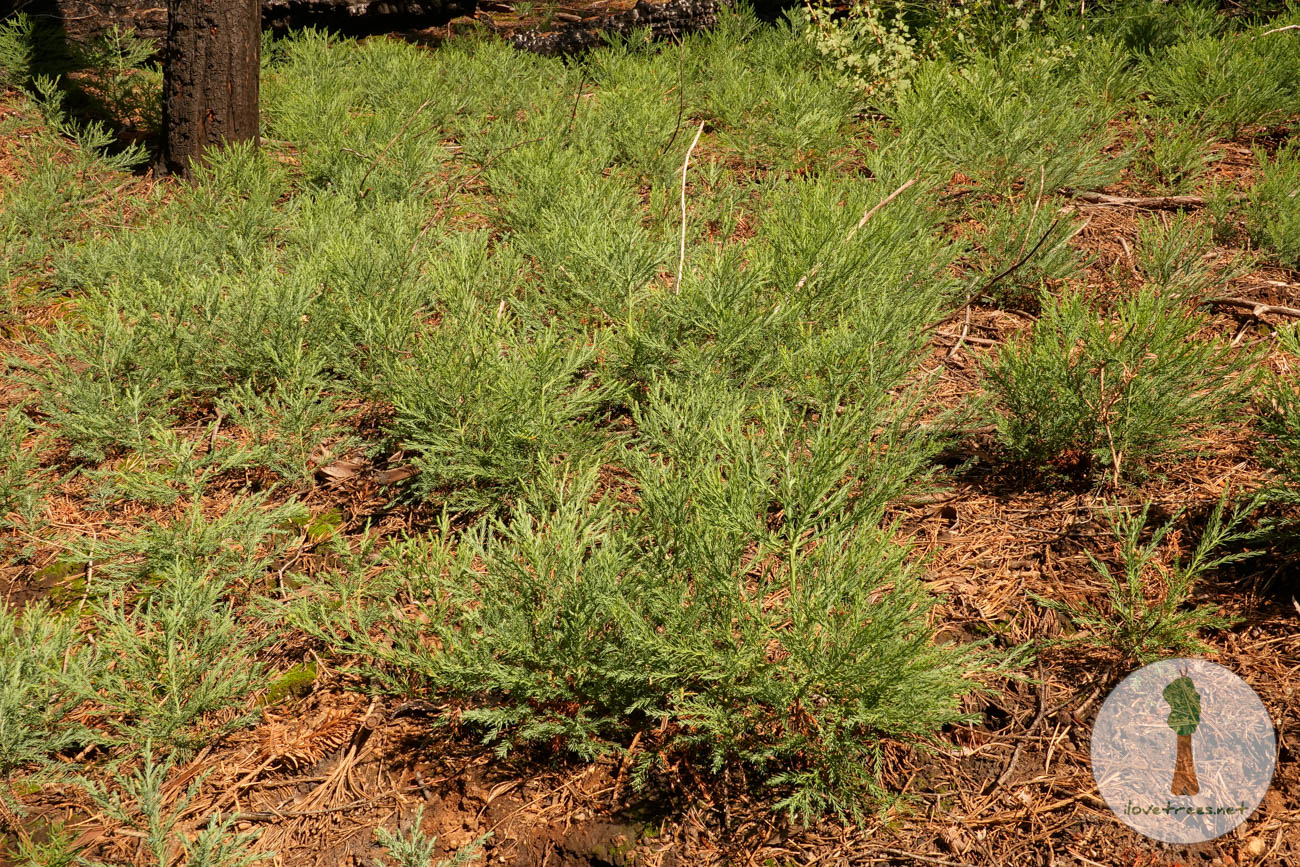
[2,3,1300,866]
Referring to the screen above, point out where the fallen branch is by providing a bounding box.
[933,330,999,347]
[1059,188,1208,209]
[1203,296,1300,319]
[1240,278,1300,290]
[995,665,1049,790]
[218,785,421,822]
[875,848,978,867]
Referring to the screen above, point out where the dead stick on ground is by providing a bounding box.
[1204,296,1300,319]
[995,664,1049,790]
[1118,235,1138,278]
[610,731,642,807]
[1099,368,1124,488]
[1242,278,1300,289]
[949,159,1026,359]
[1058,188,1247,209]
[875,848,978,867]
[934,330,998,347]
[1232,320,1252,348]
[949,167,1042,362]
[1260,23,1300,36]
[794,173,919,293]
[206,410,223,455]
[1067,848,1112,867]
[561,69,586,140]
[218,785,423,822]
[946,301,973,359]
[675,120,705,295]
[959,791,1093,826]
[358,98,433,198]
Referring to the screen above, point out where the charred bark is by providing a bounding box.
[160,0,261,177]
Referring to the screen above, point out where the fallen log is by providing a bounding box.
[6,0,477,45]
[510,0,729,55]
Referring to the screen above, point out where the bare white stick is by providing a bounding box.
[675,120,705,295]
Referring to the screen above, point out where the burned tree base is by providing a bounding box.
[159,0,261,177]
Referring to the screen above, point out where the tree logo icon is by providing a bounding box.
[1091,659,1275,844]
[1163,675,1201,796]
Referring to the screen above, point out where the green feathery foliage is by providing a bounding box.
[1240,140,1300,270]
[0,406,48,535]
[1142,19,1300,137]
[71,573,266,751]
[0,602,89,784]
[289,457,981,822]
[699,9,859,169]
[1259,326,1300,522]
[982,289,1257,482]
[69,25,161,138]
[1133,212,1240,298]
[51,496,303,752]
[888,38,1127,195]
[28,0,1298,827]
[77,748,271,866]
[1036,497,1258,661]
[1131,122,1216,196]
[374,806,490,867]
[965,193,1087,310]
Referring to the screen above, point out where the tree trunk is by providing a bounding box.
[1171,733,1199,796]
[160,0,260,177]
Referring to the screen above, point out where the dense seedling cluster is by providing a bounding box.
[982,288,1256,482]
[1,0,1298,862]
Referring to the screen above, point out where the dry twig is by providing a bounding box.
[675,121,705,295]
[973,217,1064,300]
[1059,188,1208,209]
[876,847,978,867]
[1204,296,1300,319]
